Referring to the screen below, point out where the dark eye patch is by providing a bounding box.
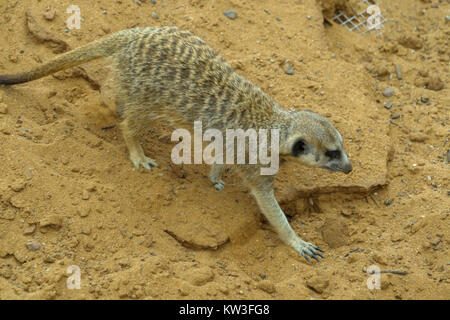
[292,139,307,157]
[325,150,341,159]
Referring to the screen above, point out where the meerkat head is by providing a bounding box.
[280,110,353,174]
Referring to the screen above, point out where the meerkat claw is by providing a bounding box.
[131,155,159,171]
[214,181,225,191]
[296,241,324,263]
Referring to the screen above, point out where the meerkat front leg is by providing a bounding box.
[209,164,225,190]
[119,118,159,170]
[248,177,323,262]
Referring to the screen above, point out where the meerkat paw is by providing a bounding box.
[130,154,159,171]
[293,240,324,263]
[213,180,225,191]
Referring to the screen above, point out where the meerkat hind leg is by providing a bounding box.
[119,118,159,170]
[209,164,225,190]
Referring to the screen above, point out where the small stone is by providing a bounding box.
[26,241,41,251]
[40,215,63,230]
[136,0,142,5]
[394,64,403,80]
[427,77,444,91]
[23,225,36,235]
[382,87,394,97]
[384,199,393,206]
[0,103,8,114]
[151,12,159,20]
[11,181,25,192]
[224,10,237,20]
[320,217,349,248]
[82,190,90,200]
[372,251,388,265]
[446,150,450,163]
[420,97,429,103]
[391,114,400,119]
[384,101,394,109]
[283,63,295,75]
[306,15,312,20]
[256,280,276,294]
[187,267,215,286]
[43,9,56,21]
[391,232,405,242]
[306,274,329,294]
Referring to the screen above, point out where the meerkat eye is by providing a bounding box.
[292,139,307,157]
[325,150,341,159]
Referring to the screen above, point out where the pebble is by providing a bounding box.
[446,150,450,163]
[384,101,394,109]
[224,10,237,20]
[391,114,400,119]
[283,63,295,75]
[26,241,41,251]
[394,64,402,80]
[306,274,329,294]
[0,103,8,114]
[256,280,276,294]
[82,190,90,200]
[187,267,215,286]
[23,225,36,235]
[382,87,394,97]
[151,12,159,20]
[43,9,56,21]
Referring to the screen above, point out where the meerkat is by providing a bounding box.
[0,27,353,262]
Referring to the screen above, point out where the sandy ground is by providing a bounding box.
[0,0,448,299]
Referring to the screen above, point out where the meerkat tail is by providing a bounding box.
[0,32,124,85]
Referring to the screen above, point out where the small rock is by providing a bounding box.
[283,63,295,75]
[43,9,56,21]
[384,101,394,109]
[306,274,329,294]
[256,280,276,294]
[82,190,90,200]
[187,267,215,286]
[446,150,450,163]
[320,217,348,248]
[23,225,36,235]
[151,12,159,20]
[409,132,428,142]
[427,77,444,91]
[391,114,400,119]
[420,97,429,103]
[372,251,388,265]
[11,181,25,192]
[394,64,403,80]
[40,215,63,230]
[224,10,237,20]
[391,232,405,242]
[0,103,8,114]
[398,35,423,50]
[382,87,394,97]
[26,241,41,251]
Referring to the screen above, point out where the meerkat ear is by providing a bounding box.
[292,139,307,157]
